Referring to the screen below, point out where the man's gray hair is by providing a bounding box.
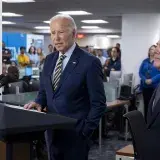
[50,14,77,31]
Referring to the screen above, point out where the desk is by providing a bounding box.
[99,100,130,151]
[2,92,38,106]
[2,93,130,152]
[116,145,134,160]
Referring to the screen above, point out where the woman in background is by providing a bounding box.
[139,45,160,122]
[37,48,45,73]
[28,46,39,67]
[104,47,121,77]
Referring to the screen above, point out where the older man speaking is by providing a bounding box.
[24,14,106,160]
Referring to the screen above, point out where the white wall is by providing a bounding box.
[76,35,112,49]
[121,14,160,85]
[111,38,121,46]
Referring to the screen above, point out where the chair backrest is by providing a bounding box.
[123,73,134,87]
[8,81,26,94]
[29,79,40,91]
[123,110,146,159]
[103,82,117,101]
[109,71,121,81]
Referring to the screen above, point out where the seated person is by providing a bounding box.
[2,41,12,64]
[0,62,19,87]
[17,46,30,68]
[104,47,121,76]
[2,63,7,75]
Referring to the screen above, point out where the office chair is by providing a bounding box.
[103,81,120,101]
[109,71,122,82]
[29,79,40,91]
[8,81,29,94]
[123,73,133,86]
[124,110,146,160]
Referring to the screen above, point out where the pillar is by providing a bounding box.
[0,0,2,99]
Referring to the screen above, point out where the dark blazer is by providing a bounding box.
[143,84,160,160]
[35,45,106,137]
[105,58,121,77]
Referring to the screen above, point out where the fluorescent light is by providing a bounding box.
[78,28,120,33]
[81,20,108,24]
[35,26,50,30]
[35,30,50,34]
[44,20,50,24]
[58,11,92,15]
[107,35,120,38]
[2,12,23,17]
[2,21,16,24]
[81,26,99,29]
[2,0,35,3]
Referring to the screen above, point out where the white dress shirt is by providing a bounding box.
[52,43,76,80]
[97,56,107,66]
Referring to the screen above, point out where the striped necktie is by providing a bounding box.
[53,54,66,90]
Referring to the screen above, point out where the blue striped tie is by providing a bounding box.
[53,54,66,90]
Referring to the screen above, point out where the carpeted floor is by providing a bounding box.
[34,132,131,160]
[89,132,131,160]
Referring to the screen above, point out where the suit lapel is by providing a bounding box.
[47,52,59,76]
[53,45,81,95]
[147,85,160,128]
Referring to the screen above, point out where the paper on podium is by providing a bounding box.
[5,104,45,114]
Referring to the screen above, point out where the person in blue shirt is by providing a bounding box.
[139,44,160,121]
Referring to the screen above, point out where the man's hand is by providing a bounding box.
[24,102,42,112]
[145,79,152,85]
[111,68,115,71]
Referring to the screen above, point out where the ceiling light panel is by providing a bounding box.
[2,12,23,17]
[2,0,35,3]
[58,11,92,15]
[81,20,108,24]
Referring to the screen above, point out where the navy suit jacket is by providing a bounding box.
[35,45,106,137]
[141,84,160,159]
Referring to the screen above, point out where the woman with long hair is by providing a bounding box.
[139,45,160,122]
[28,46,39,67]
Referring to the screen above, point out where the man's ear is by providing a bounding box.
[73,29,77,38]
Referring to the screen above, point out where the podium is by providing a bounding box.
[0,104,76,160]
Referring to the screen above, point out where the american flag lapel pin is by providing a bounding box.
[73,61,76,65]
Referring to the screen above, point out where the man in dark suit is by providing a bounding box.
[143,46,160,160]
[24,14,106,160]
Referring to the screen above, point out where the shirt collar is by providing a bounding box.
[59,42,76,59]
